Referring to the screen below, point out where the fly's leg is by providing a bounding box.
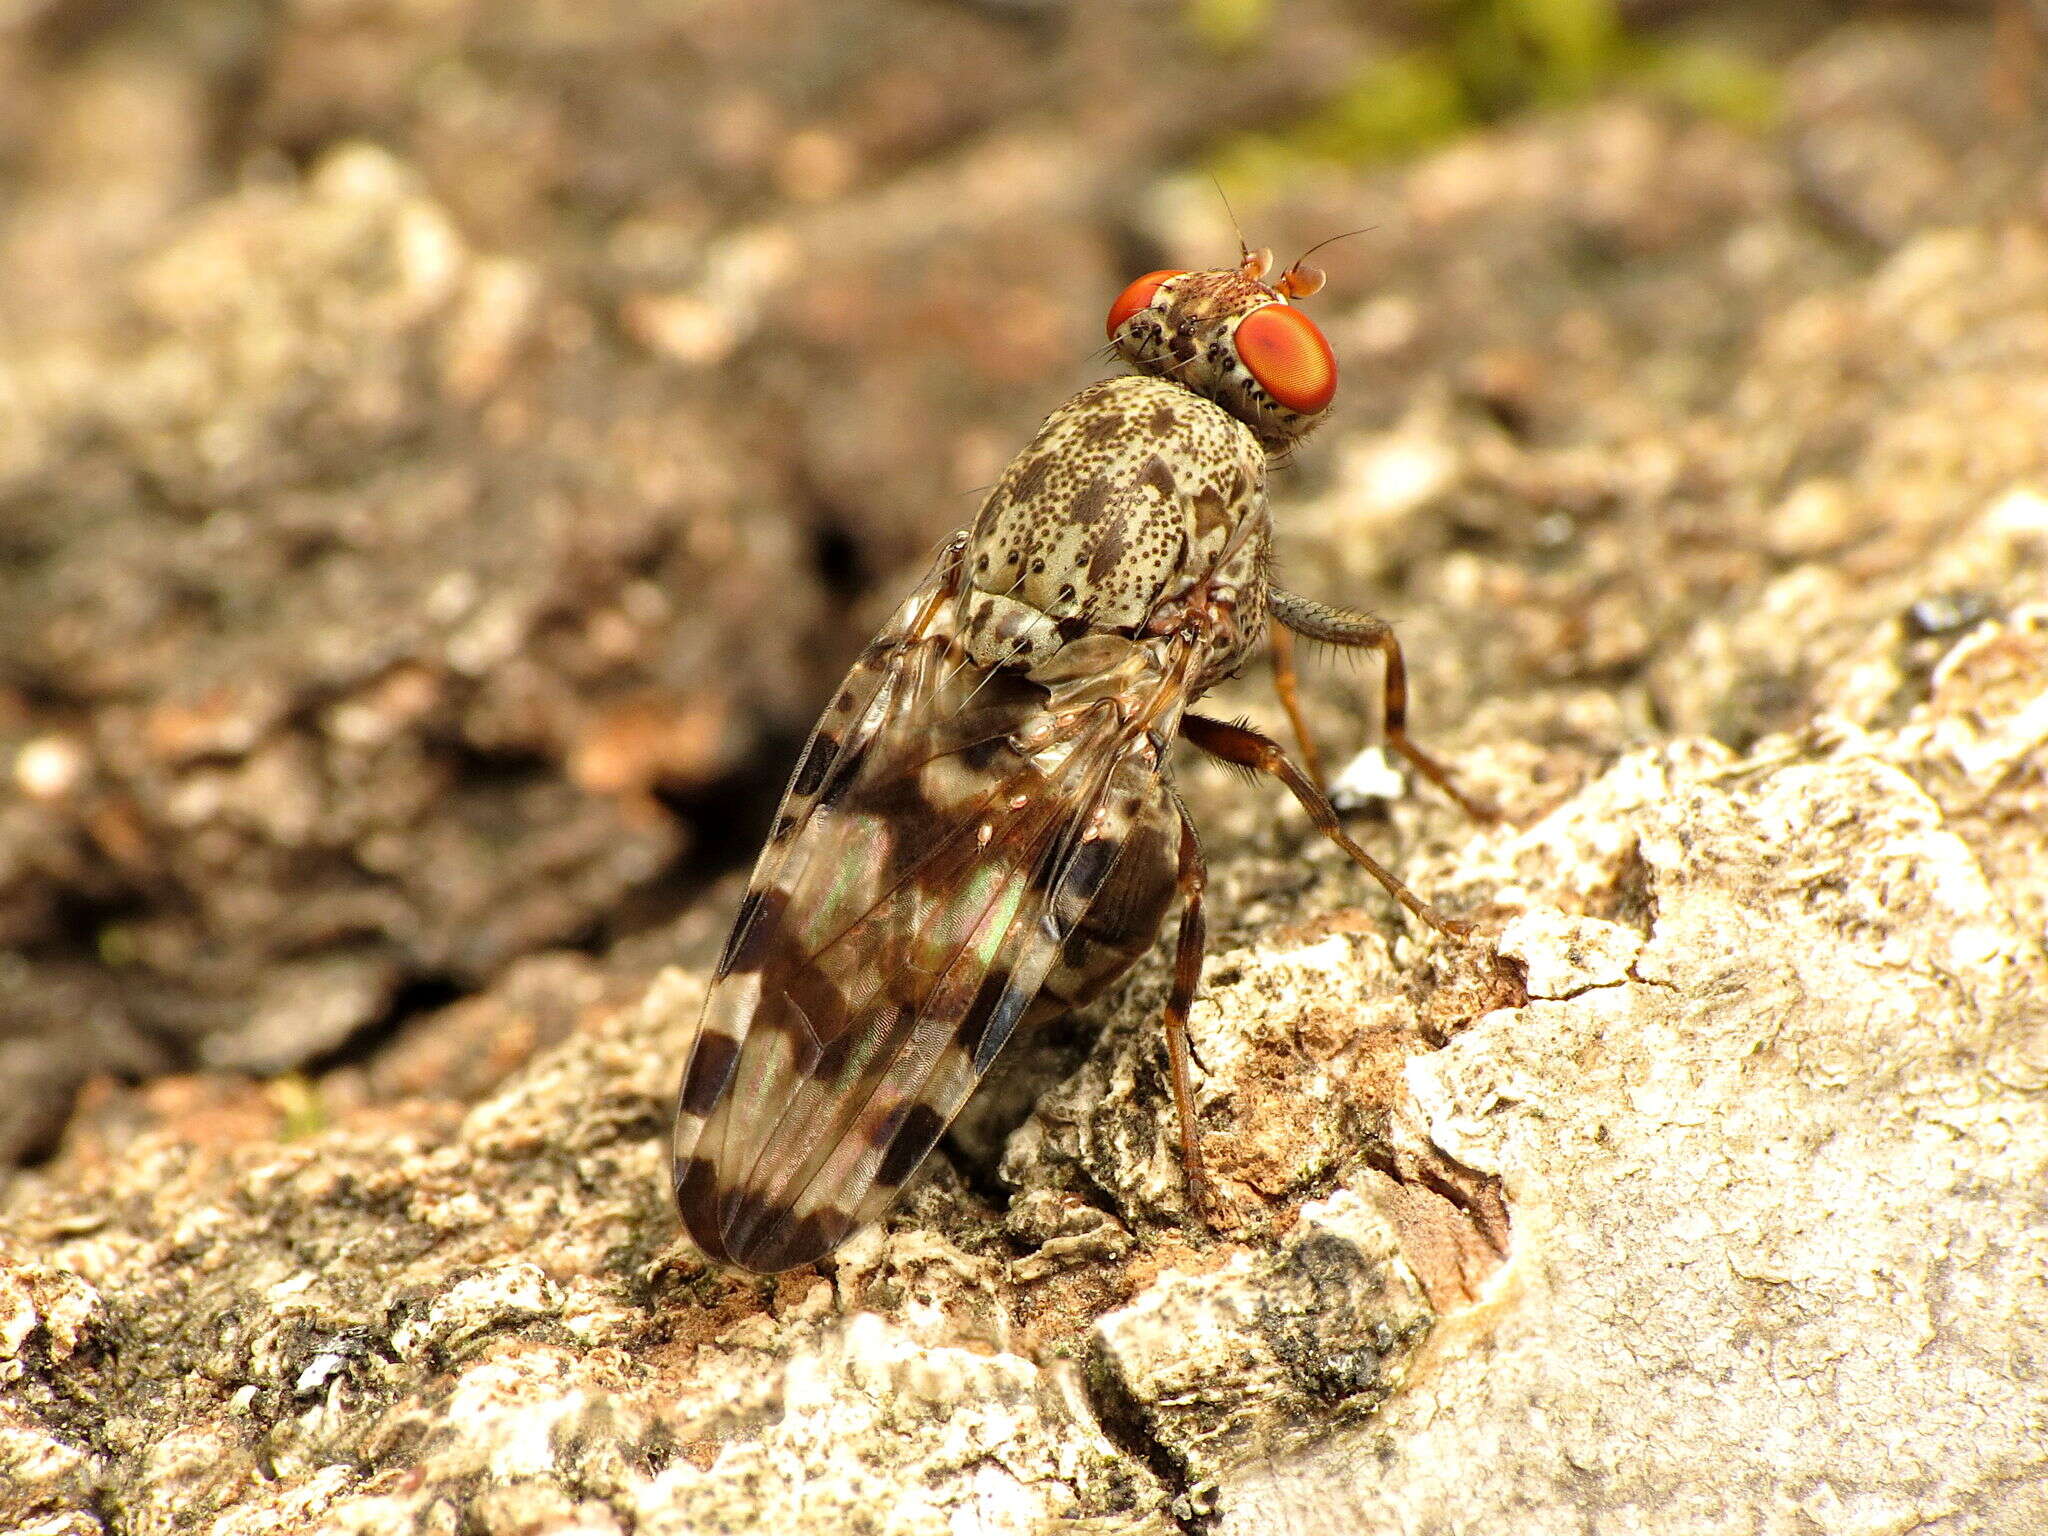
[1267,621,1328,793]
[1181,713,1472,941]
[1162,791,1220,1224]
[1269,586,1500,823]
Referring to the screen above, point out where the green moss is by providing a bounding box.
[1187,0,1273,52]
[1200,0,1780,188]
[1641,40,1782,130]
[96,924,138,967]
[270,1073,330,1140]
[1305,50,1471,159]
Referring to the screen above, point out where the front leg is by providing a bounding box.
[1268,585,1500,823]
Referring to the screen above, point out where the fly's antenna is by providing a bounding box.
[1211,174,1249,265]
[1210,175,1274,282]
[1277,225,1376,300]
[1291,226,1377,267]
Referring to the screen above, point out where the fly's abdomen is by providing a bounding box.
[1033,760,1179,1021]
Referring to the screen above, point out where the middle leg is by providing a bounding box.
[1181,712,1472,941]
[1267,621,1328,793]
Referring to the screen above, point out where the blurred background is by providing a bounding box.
[1,0,2042,1167]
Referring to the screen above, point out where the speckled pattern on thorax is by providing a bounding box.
[958,375,1270,690]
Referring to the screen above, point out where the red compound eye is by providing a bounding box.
[1106,270,1186,338]
[1234,302,1337,415]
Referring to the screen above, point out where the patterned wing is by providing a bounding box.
[671,548,1178,1273]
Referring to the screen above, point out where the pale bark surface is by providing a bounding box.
[2,6,2044,1533]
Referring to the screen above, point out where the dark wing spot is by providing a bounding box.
[765,952,853,1046]
[816,737,868,808]
[832,753,938,826]
[719,1188,796,1268]
[792,733,840,799]
[673,1155,731,1262]
[679,1030,741,1117]
[800,1032,848,1084]
[868,1098,911,1149]
[800,1014,880,1084]
[876,1101,947,1188]
[1055,615,1090,642]
[960,735,1008,772]
[721,892,856,1044]
[1140,455,1177,498]
[739,1208,849,1274]
[958,966,1029,1070]
[1147,404,1180,437]
[717,886,787,976]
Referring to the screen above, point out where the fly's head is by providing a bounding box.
[1106,247,1336,452]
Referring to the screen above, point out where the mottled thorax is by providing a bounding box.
[961,375,1269,686]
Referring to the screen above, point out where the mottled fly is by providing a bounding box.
[670,247,1491,1273]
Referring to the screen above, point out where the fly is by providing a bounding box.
[669,246,1494,1273]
